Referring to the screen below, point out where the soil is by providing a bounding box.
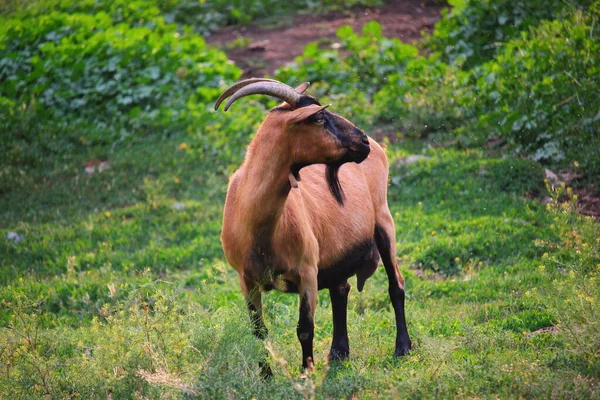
[575,185,600,220]
[206,0,443,78]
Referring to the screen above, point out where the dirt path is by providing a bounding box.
[206,0,442,78]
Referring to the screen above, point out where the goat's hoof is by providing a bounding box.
[394,347,411,357]
[301,357,315,372]
[259,361,273,380]
[328,348,349,362]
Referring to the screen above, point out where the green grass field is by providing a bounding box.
[1,126,598,398]
[1,0,599,398]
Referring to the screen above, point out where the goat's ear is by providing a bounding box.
[288,104,330,124]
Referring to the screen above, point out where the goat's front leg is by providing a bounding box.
[239,273,272,379]
[328,281,350,361]
[297,267,318,370]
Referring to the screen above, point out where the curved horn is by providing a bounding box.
[222,81,302,111]
[295,82,310,94]
[214,78,279,111]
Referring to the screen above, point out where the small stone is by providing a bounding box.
[544,168,560,185]
[397,155,431,166]
[6,232,24,244]
[526,326,559,338]
[171,202,185,211]
[84,160,110,175]
[98,161,110,173]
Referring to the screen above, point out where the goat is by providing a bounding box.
[215,78,411,377]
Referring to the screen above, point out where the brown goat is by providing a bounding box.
[216,79,411,376]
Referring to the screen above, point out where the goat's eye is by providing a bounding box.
[313,113,325,124]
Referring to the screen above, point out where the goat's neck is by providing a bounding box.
[237,129,294,236]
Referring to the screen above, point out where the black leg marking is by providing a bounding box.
[297,291,315,369]
[259,360,273,380]
[329,282,350,361]
[244,284,272,379]
[247,302,268,340]
[374,225,412,357]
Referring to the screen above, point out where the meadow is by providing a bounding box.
[1,0,599,398]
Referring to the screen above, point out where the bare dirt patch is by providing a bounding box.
[206,0,442,78]
[543,168,600,221]
[575,184,600,221]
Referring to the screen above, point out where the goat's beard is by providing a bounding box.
[326,164,345,206]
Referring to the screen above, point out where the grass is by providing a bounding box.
[1,117,598,398]
[2,0,599,396]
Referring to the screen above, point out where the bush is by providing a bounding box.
[0,5,239,140]
[372,56,474,136]
[426,0,593,69]
[278,3,600,176]
[466,10,600,175]
[2,0,382,36]
[276,21,428,134]
[277,21,419,98]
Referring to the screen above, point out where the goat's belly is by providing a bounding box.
[317,239,380,290]
[263,240,380,294]
[264,241,379,293]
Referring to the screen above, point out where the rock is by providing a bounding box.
[171,202,185,211]
[544,168,560,186]
[559,171,584,183]
[397,155,431,166]
[249,40,269,52]
[526,326,559,338]
[98,161,110,173]
[84,160,110,175]
[6,232,24,244]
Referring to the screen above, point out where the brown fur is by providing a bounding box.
[221,108,401,287]
[220,102,408,370]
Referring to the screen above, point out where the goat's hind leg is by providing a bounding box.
[297,267,318,370]
[239,273,272,378]
[328,281,351,361]
[374,213,412,357]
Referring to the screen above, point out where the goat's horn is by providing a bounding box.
[214,78,279,111]
[222,81,302,111]
[295,82,310,94]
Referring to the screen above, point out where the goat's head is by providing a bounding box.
[215,79,370,204]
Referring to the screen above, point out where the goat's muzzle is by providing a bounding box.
[346,138,370,163]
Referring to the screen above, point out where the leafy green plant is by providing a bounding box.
[0,6,239,141]
[277,21,419,98]
[426,0,593,68]
[1,0,600,398]
[372,55,475,136]
[465,9,600,175]
[278,3,600,176]
[2,0,382,36]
